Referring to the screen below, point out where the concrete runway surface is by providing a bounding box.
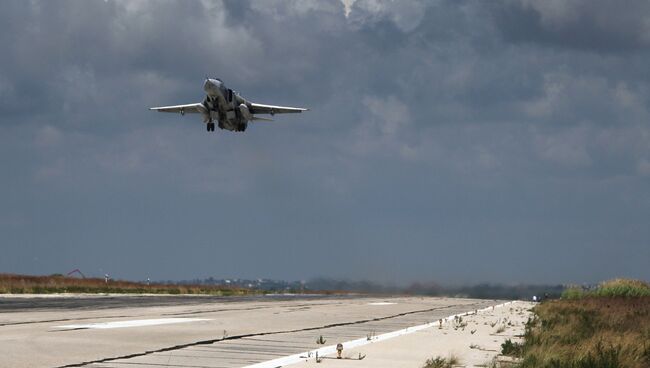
[0,294,505,368]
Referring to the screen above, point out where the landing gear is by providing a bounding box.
[206,122,215,132]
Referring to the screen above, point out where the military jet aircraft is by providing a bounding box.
[150,78,308,132]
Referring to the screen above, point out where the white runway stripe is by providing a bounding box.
[55,318,210,330]
[242,301,516,368]
[367,302,397,305]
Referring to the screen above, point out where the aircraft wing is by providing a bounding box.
[249,102,308,115]
[149,103,206,114]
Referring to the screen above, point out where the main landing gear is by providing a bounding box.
[206,122,215,132]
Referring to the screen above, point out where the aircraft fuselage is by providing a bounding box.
[202,78,250,132]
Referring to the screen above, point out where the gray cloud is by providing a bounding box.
[0,0,648,285]
[491,0,650,52]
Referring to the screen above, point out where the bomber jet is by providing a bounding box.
[150,78,308,132]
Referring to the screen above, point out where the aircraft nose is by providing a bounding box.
[203,78,221,93]
[203,79,213,92]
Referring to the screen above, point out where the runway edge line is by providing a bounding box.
[242,301,517,368]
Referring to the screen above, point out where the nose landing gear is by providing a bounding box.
[206,122,215,132]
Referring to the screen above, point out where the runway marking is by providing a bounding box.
[367,302,397,305]
[241,301,516,368]
[55,318,210,330]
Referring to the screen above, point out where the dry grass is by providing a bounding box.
[0,273,255,295]
[518,296,650,368]
[423,354,460,368]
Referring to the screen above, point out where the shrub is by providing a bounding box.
[501,339,523,356]
[593,279,650,298]
[561,287,585,299]
[562,279,650,299]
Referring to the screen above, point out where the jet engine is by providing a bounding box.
[239,103,252,122]
[235,103,251,131]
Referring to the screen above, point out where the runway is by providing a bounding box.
[0,294,506,368]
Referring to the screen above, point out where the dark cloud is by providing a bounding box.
[490,0,650,52]
[0,0,648,285]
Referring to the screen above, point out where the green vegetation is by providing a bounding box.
[0,273,259,295]
[506,279,650,368]
[423,355,460,368]
[501,339,523,356]
[562,279,650,299]
[560,287,587,300]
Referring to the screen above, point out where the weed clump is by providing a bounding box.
[423,355,459,368]
[501,338,523,357]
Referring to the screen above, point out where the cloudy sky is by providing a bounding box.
[1,0,649,285]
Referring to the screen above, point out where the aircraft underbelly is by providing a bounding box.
[208,113,241,132]
[221,120,237,131]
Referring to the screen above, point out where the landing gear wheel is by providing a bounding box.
[207,122,215,132]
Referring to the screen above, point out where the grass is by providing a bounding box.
[423,354,460,368]
[562,279,650,299]
[511,279,650,368]
[501,339,524,356]
[477,357,499,368]
[0,273,258,295]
